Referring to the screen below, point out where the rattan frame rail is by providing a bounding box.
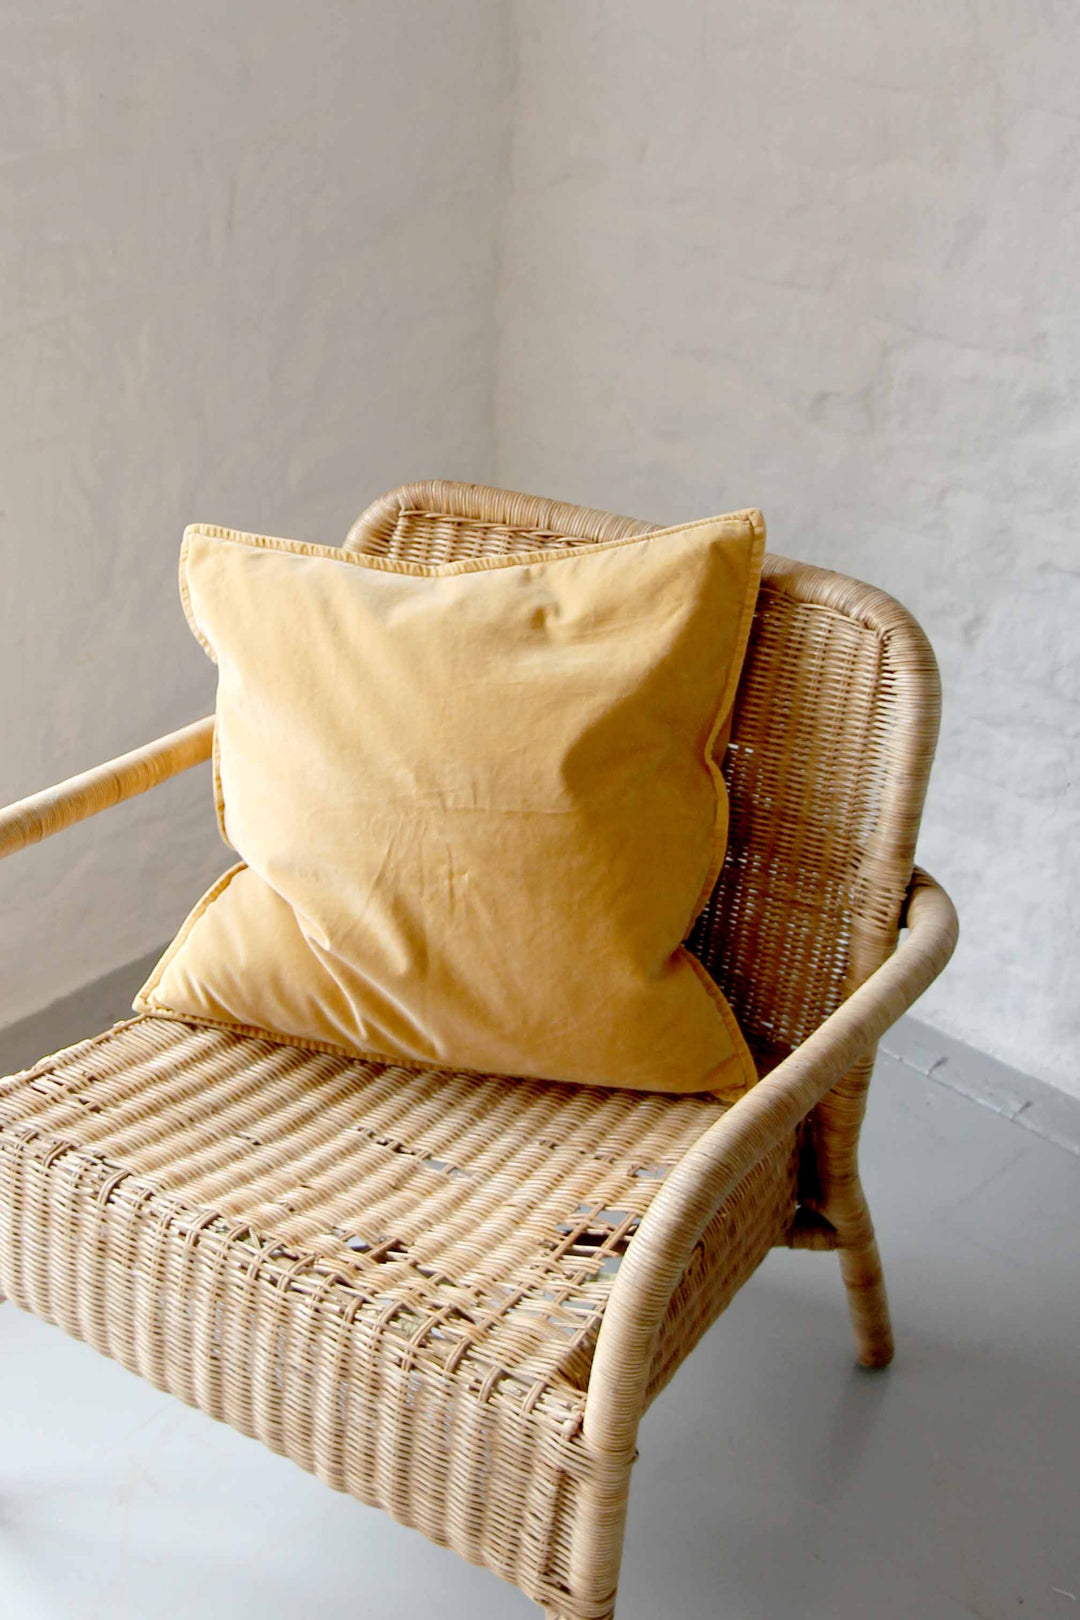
[0,483,958,1619]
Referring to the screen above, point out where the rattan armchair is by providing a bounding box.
[0,482,957,1619]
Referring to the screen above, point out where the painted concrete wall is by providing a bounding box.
[0,2,508,1025]
[496,1,1080,1096]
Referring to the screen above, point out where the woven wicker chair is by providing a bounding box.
[0,481,957,1618]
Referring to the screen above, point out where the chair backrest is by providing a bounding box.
[344,481,941,1068]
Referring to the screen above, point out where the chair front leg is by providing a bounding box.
[809,1050,894,1368]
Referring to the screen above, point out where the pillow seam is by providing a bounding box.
[679,946,758,1093]
[135,860,248,1008]
[136,1003,752,1099]
[688,513,767,923]
[179,509,761,606]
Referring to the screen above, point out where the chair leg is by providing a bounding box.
[808,1052,895,1369]
[837,1219,894,1369]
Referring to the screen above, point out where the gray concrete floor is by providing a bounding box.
[0,970,1077,1619]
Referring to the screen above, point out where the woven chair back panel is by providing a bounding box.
[685,590,892,1061]
[344,483,935,1066]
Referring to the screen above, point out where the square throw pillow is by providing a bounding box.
[136,511,765,1097]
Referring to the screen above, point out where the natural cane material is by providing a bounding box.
[0,481,957,1618]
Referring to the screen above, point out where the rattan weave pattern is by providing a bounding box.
[0,1014,793,1610]
[0,480,954,1619]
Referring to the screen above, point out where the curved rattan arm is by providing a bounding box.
[583,868,958,1458]
[0,717,214,862]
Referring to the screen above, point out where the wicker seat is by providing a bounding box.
[0,1015,796,1606]
[0,482,958,1618]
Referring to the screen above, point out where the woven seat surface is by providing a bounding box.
[0,1012,795,1604]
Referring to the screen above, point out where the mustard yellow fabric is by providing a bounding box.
[137,513,765,1096]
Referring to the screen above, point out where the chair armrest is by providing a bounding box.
[584,868,958,1455]
[0,717,214,861]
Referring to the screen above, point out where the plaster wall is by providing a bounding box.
[496,0,1080,1096]
[0,2,509,1024]
[4,0,1078,1101]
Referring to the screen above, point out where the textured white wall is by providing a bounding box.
[5,1,1078,1099]
[496,0,1080,1096]
[0,1,509,1025]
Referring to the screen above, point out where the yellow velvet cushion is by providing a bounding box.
[136,513,765,1096]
